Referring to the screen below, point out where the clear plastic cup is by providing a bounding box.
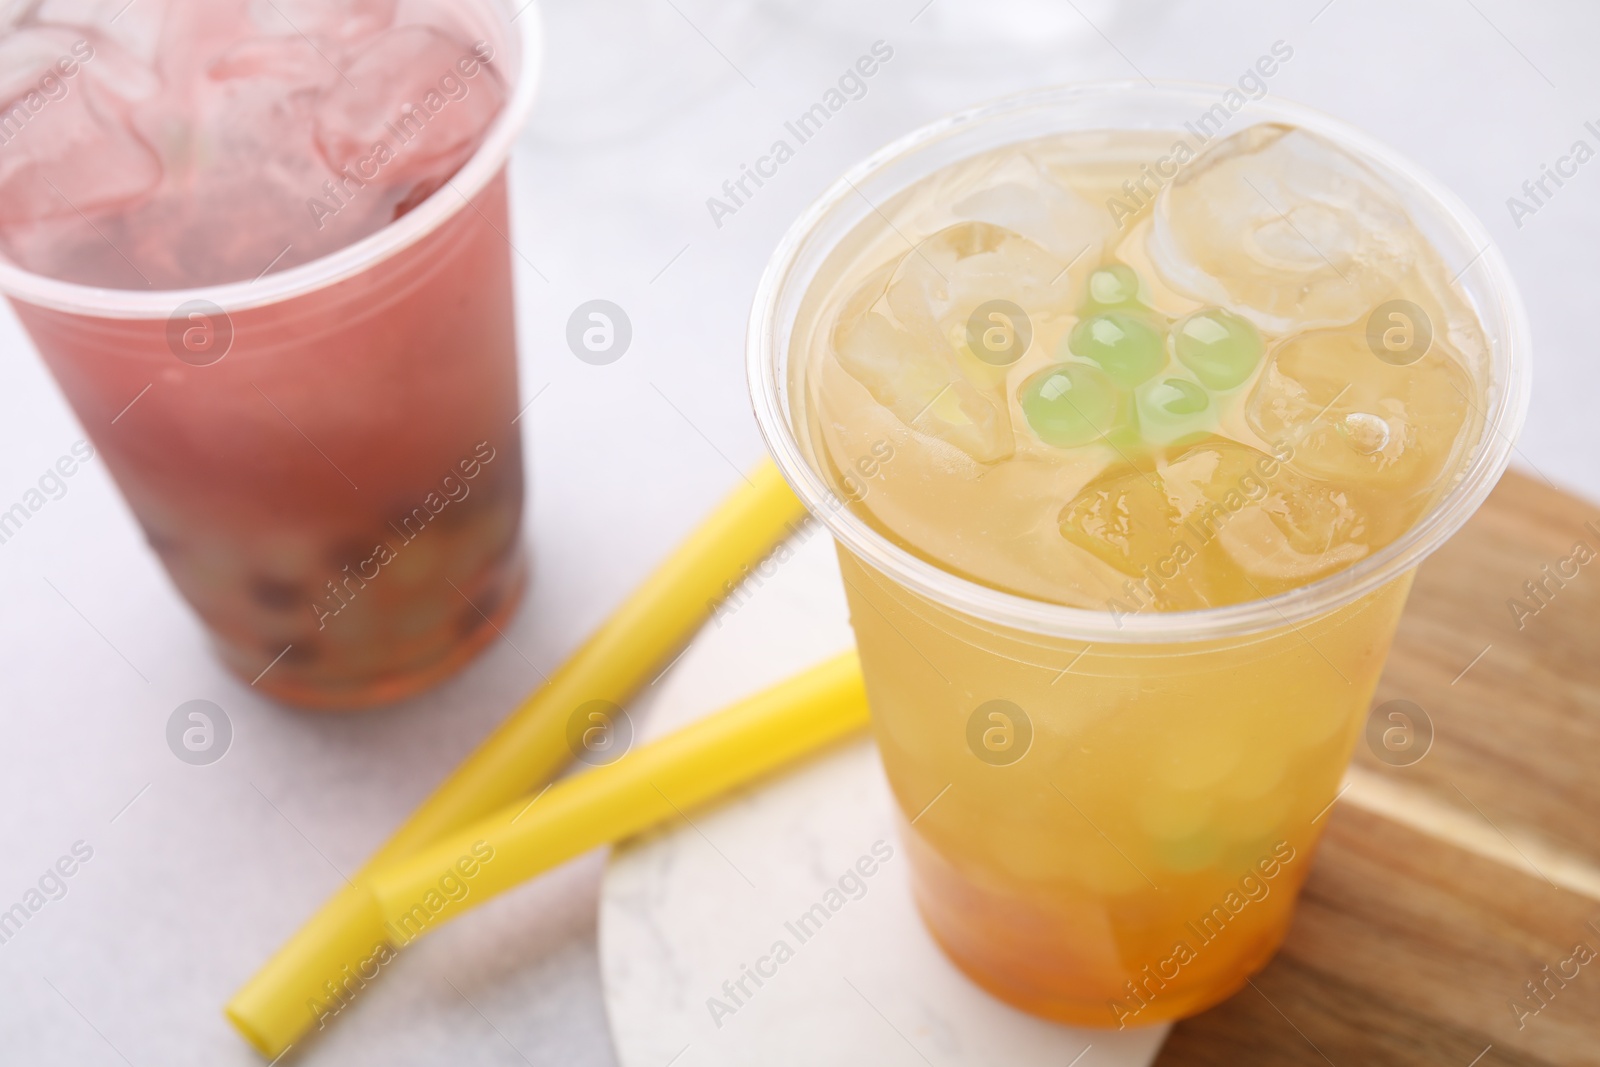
[749,83,1530,1026]
[0,2,544,708]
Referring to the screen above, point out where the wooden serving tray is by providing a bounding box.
[1157,471,1600,1066]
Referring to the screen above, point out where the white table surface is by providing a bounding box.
[599,531,1171,1067]
[1,0,1595,1063]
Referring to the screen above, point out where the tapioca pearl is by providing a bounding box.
[1338,411,1392,455]
[1224,748,1288,801]
[1064,311,1166,388]
[1174,308,1262,390]
[1132,375,1217,450]
[990,819,1081,880]
[1086,263,1142,309]
[996,848,1077,882]
[325,538,375,568]
[1159,730,1242,791]
[278,642,319,664]
[455,601,490,638]
[394,595,452,639]
[933,789,1003,849]
[1136,789,1215,842]
[1069,841,1155,895]
[878,714,945,769]
[144,527,182,555]
[1291,705,1348,750]
[1150,376,1209,416]
[248,574,303,611]
[1216,790,1292,843]
[387,534,441,586]
[1019,363,1124,448]
[1155,831,1225,874]
[1220,836,1294,881]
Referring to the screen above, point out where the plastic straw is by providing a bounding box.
[226,461,808,1057]
[367,651,867,940]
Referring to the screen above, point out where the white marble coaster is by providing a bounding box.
[598,532,1170,1067]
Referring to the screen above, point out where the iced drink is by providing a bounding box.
[0,0,539,706]
[751,87,1527,1026]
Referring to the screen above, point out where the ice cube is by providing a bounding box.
[951,151,1113,265]
[1160,440,1370,589]
[0,0,505,287]
[0,28,161,228]
[313,26,506,188]
[0,21,159,108]
[1148,124,1419,332]
[35,0,166,66]
[207,33,331,83]
[899,219,1077,329]
[831,222,1074,463]
[1056,446,1264,611]
[0,25,89,102]
[1057,461,1198,607]
[248,0,397,41]
[1058,437,1377,608]
[1212,482,1369,586]
[1245,325,1473,496]
[122,28,347,283]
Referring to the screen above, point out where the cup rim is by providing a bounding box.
[0,0,544,319]
[747,80,1532,644]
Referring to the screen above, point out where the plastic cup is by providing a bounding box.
[749,83,1530,1026]
[0,3,544,708]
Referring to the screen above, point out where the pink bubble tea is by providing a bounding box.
[0,0,541,707]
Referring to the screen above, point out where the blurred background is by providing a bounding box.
[0,0,1595,1062]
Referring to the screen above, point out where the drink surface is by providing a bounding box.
[789,121,1490,1026]
[799,124,1487,615]
[0,0,507,288]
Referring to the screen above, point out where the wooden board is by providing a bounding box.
[1156,470,1600,1066]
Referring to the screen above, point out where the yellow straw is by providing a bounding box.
[226,461,808,1058]
[367,651,868,939]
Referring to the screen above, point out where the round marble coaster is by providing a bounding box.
[598,533,1170,1067]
